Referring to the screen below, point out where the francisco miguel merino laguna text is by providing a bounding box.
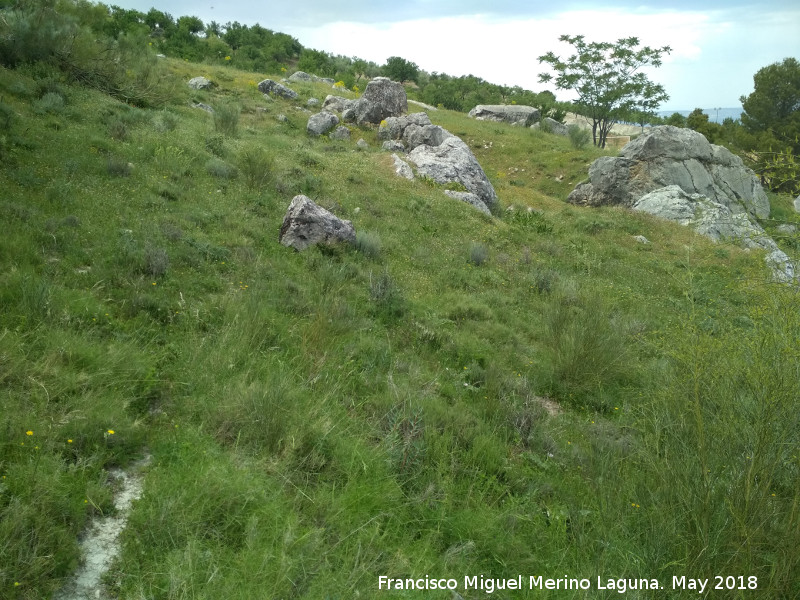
[378,574,664,594]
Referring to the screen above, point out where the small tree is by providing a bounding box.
[383,56,419,84]
[538,35,670,148]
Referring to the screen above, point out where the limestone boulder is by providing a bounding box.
[279,195,355,251]
[329,126,351,141]
[633,185,794,282]
[532,117,568,136]
[322,95,355,113]
[569,126,769,219]
[307,111,339,136]
[378,113,432,141]
[468,105,540,127]
[391,153,414,180]
[407,137,498,212]
[444,190,491,215]
[361,77,407,118]
[258,79,298,100]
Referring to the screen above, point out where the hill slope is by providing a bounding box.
[1,59,798,599]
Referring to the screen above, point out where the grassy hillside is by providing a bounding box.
[1,58,798,599]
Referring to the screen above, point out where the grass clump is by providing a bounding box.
[33,91,65,114]
[468,241,489,266]
[213,102,241,137]
[355,231,381,260]
[237,144,274,190]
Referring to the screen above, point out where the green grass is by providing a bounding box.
[0,58,798,600]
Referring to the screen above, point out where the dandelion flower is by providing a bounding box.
[26,430,33,436]
[107,429,115,435]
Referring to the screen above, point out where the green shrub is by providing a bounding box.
[213,102,241,137]
[108,118,128,141]
[143,247,169,278]
[205,134,225,157]
[567,124,591,149]
[153,110,179,133]
[237,145,274,190]
[468,242,489,266]
[355,231,381,260]
[33,92,65,115]
[206,158,238,180]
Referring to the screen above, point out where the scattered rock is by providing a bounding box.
[569,126,769,219]
[408,137,498,212]
[322,95,355,114]
[633,235,650,244]
[794,195,800,213]
[307,111,339,136]
[468,104,540,127]
[307,98,320,107]
[444,190,490,215]
[258,79,298,100]
[279,195,355,251]
[775,223,797,235]
[288,71,314,82]
[329,125,351,141]
[187,76,214,90]
[392,153,414,180]
[276,114,288,122]
[356,138,369,150]
[191,101,214,113]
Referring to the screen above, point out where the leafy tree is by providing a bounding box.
[176,15,204,36]
[686,108,722,142]
[383,56,419,83]
[664,112,687,127]
[297,48,335,77]
[538,34,671,147]
[740,57,800,152]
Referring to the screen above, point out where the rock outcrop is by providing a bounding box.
[279,195,355,251]
[258,79,298,100]
[341,77,407,126]
[307,111,339,136]
[468,105,540,127]
[568,126,769,219]
[633,186,794,282]
[408,137,498,212]
[378,112,498,214]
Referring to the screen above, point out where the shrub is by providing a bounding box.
[108,118,128,141]
[355,231,381,260]
[468,242,489,266]
[213,102,240,137]
[153,110,179,133]
[33,92,65,115]
[106,157,132,177]
[567,124,591,149]
[206,158,238,180]
[369,269,405,319]
[143,247,169,278]
[237,145,274,190]
[205,134,225,157]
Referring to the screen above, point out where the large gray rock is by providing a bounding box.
[307,111,339,136]
[408,137,498,211]
[633,185,794,282]
[569,126,769,219]
[468,104,540,127]
[794,195,800,213]
[258,79,298,100]
[329,125,351,141]
[288,71,314,82]
[361,77,407,118]
[279,195,355,251]
[187,76,214,90]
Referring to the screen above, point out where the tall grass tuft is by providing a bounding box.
[213,102,240,137]
[237,144,274,190]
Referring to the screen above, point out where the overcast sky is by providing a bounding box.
[111,0,799,110]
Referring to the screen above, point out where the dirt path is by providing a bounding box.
[53,455,150,600]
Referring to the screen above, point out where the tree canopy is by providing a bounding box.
[538,35,670,148]
[740,57,800,152]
